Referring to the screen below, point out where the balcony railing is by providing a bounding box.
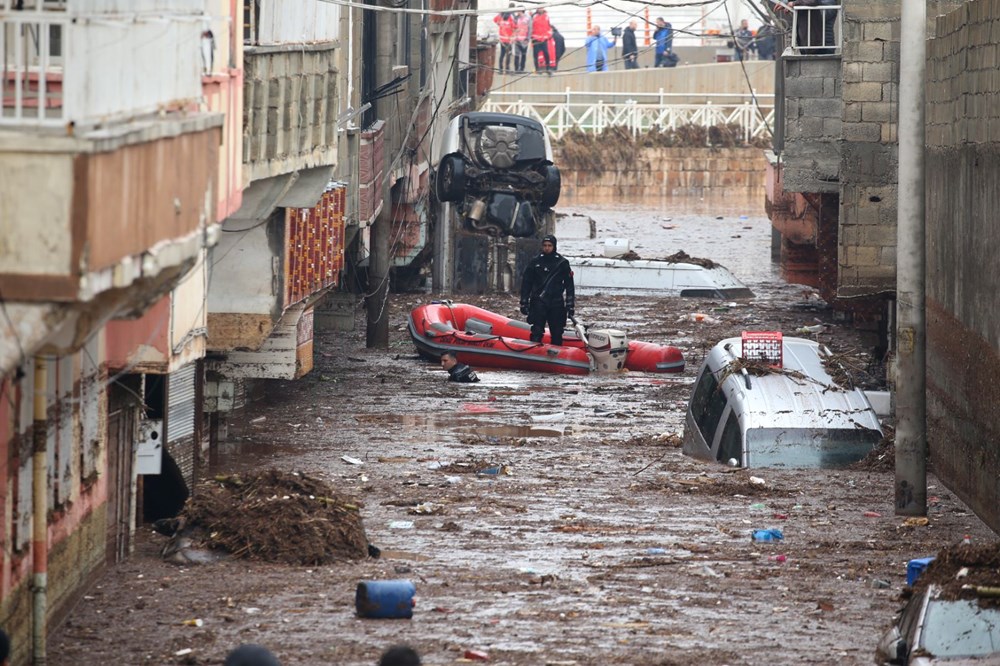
[2,8,204,127]
[790,4,842,56]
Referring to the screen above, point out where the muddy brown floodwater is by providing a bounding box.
[50,202,995,666]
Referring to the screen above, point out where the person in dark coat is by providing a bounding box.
[622,20,639,69]
[551,26,566,69]
[440,352,480,383]
[519,235,575,345]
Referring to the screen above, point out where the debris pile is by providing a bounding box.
[176,470,369,565]
[915,542,1000,607]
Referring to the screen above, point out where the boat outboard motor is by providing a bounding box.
[587,329,628,373]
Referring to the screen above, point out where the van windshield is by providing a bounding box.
[745,428,882,468]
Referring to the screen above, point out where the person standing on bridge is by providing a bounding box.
[520,235,575,346]
[493,5,515,74]
[653,18,674,67]
[530,8,554,74]
[512,7,530,72]
[585,25,616,72]
[622,20,639,69]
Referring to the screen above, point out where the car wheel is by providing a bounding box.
[539,163,561,208]
[436,154,466,203]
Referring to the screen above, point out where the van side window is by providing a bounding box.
[690,368,728,443]
[717,411,741,465]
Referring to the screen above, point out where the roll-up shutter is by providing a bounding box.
[167,364,197,443]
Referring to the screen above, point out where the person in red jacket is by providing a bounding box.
[531,8,553,74]
[493,5,515,74]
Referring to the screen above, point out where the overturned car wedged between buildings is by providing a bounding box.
[434,112,560,238]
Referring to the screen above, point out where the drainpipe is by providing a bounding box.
[32,357,48,664]
[894,0,926,516]
[367,7,394,348]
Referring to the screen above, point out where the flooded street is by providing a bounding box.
[50,201,992,665]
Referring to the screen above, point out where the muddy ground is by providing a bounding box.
[49,203,995,665]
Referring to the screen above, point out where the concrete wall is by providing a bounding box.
[557,146,766,204]
[493,61,774,102]
[925,0,1000,533]
[243,46,339,184]
[836,2,900,298]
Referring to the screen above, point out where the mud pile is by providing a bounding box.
[178,470,369,565]
[915,542,1000,606]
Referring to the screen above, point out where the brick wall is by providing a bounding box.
[782,56,842,194]
[925,0,1000,534]
[836,2,900,298]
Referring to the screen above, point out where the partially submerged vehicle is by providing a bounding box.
[682,333,883,468]
[877,583,1000,665]
[434,112,560,238]
[567,256,754,299]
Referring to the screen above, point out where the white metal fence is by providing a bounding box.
[481,90,774,141]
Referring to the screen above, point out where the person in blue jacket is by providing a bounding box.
[585,25,616,72]
[653,17,674,67]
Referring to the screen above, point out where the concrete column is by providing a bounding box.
[894,0,926,517]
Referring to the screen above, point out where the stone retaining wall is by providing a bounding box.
[555,146,767,204]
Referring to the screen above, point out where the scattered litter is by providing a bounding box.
[956,567,970,579]
[432,606,454,613]
[250,416,267,424]
[462,403,499,414]
[646,547,667,555]
[770,554,787,563]
[816,600,835,612]
[409,503,442,515]
[341,456,365,466]
[175,648,193,657]
[751,529,784,542]
[772,513,788,520]
[863,511,881,518]
[464,650,490,661]
[244,607,262,614]
[181,618,203,627]
[532,412,566,422]
[750,502,767,511]
[749,476,766,487]
[677,313,720,324]
[871,579,891,589]
[478,465,511,476]
[389,521,415,529]
[445,476,463,484]
[901,517,930,528]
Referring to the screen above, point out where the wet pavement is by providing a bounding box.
[49,201,995,665]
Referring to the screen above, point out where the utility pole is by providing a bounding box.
[894,0,927,516]
[366,4,393,349]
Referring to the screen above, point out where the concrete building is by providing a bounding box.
[0,1,223,662]
[767,0,1000,532]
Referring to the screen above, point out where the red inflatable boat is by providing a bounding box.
[407,302,684,375]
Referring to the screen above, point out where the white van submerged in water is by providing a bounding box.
[682,333,884,468]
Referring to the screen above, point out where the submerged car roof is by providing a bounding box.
[706,336,882,433]
[458,112,546,133]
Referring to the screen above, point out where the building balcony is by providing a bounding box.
[1,2,207,130]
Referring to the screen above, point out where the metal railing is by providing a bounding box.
[481,90,774,141]
[1,14,66,125]
[791,4,842,56]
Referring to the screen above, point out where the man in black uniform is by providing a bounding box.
[440,352,480,382]
[519,234,575,345]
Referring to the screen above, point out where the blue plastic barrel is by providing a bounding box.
[355,580,416,619]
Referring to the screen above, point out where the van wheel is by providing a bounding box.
[436,154,466,203]
[539,163,561,208]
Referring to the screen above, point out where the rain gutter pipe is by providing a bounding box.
[32,357,48,664]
